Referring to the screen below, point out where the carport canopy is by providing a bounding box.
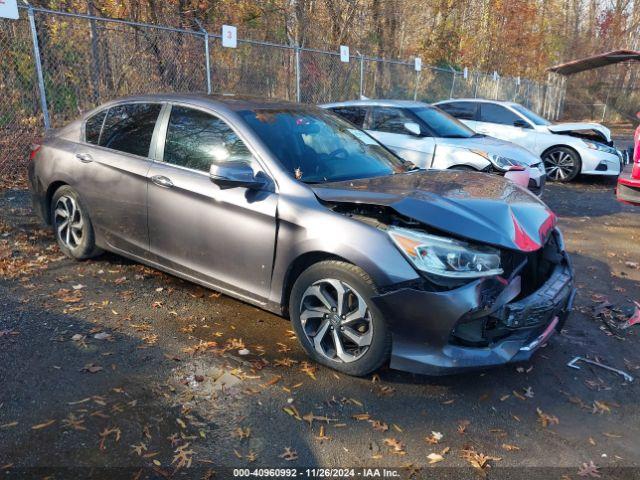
[548,49,640,75]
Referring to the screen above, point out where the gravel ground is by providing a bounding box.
[1,174,639,480]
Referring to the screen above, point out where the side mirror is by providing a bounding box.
[513,119,530,129]
[209,161,265,190]
[403,122,422,136]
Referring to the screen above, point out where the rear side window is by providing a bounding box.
[438,102,477,120]
[479,103,522,126]
[85,110,107,145]
[330,107,367,127]
[100,103,162,157]
[369,107,416,134]
[163,106,254,172]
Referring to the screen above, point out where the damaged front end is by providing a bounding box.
[330,201,575,375]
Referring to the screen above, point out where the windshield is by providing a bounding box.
[239,107,413,183]
[410,107,475,138]
[510,104,551,126]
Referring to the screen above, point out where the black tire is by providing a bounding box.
[542,146,581,182]
[289,260,391,376]
[50,185,102,260]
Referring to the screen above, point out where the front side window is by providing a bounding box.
[330,107,367,127]
[100,103,162,157]
[411,107,475,139]
[438,102,477,120]
[163,106,254,172]
[238,107,412,184]
[510,104,551,126]
[368,107,417,134]
[479,103,522,126]
[85,110,107,145]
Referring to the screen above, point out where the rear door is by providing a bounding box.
[75,102,162,257]
[146,104,277,301]
[364,106,435,168]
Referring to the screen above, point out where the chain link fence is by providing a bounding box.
[0,5,566,187]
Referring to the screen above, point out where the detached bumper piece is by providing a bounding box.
[372,230,575,375]
[616,172,640,206]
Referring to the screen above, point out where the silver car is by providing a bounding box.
[28,94,574,376]
[322,99,546,195]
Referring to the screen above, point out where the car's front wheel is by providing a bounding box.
[289,261,391,376]
[542,147,581,182]
[50,185,101,260]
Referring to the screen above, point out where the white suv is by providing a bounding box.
[435,99,622,182]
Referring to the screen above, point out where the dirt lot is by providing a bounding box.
[1,174,639,480]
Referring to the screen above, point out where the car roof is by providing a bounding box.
[97,93,308,112]
[434,98,522,108]
[321,99,430,109]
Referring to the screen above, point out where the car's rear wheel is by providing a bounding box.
[51,185,101,260]
[542,147,581,182]
[289,261,390,376]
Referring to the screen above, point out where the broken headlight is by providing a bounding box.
[388,227,503,278]
[471,149,528,172]
[583,140,617,155]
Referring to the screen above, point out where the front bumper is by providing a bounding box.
[579,148,622,176]
[616,168,640,206]
[371,244,575,375]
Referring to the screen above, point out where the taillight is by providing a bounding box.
[29,141,42,161]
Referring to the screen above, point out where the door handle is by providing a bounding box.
[75,152,93,163]
[151,175,174,188]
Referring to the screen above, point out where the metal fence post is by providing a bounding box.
[195,19,211,94]
[359,54,364,99]
[413,69,421,101]
[295,46,301,102]
[27,6,50,130]
[449,67,456,99]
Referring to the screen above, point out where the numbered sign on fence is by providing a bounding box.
[415,57,422,72]
[340,45,350,63]
[222,25,237,48]
[0,0,19,19]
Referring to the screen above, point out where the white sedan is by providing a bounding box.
[321,99,546,195]
[434,99,622,182]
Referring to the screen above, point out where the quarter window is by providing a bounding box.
[99,103,162,157]
[85,110,107,145]
[163,106,254,172]
[330,107,367,127]
[479,103,522,126]
[369,107,417,134]
[438,102,478,120]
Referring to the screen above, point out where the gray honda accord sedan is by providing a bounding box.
[28,94,575,376]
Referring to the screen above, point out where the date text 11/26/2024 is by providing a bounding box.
[233,468,402,478]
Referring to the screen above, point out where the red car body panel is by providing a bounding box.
[616,124,640,205]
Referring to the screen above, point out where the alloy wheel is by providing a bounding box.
[299,279,373,363]
[544,150,576,181]
[54,195,84,250]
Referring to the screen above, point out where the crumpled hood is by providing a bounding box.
[436,135,540,165]
[545,122,611,142]
[312,170,556,252]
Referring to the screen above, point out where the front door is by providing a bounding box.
[147,104,277,302]
[476,103,537,152]
[365,106,435,168]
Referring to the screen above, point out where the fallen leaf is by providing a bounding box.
[427,453,444,464]
[577,460,600,477]
[31,419,56,430]
[279,447,298,461]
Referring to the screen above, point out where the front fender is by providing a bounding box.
[268,196,420,306]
